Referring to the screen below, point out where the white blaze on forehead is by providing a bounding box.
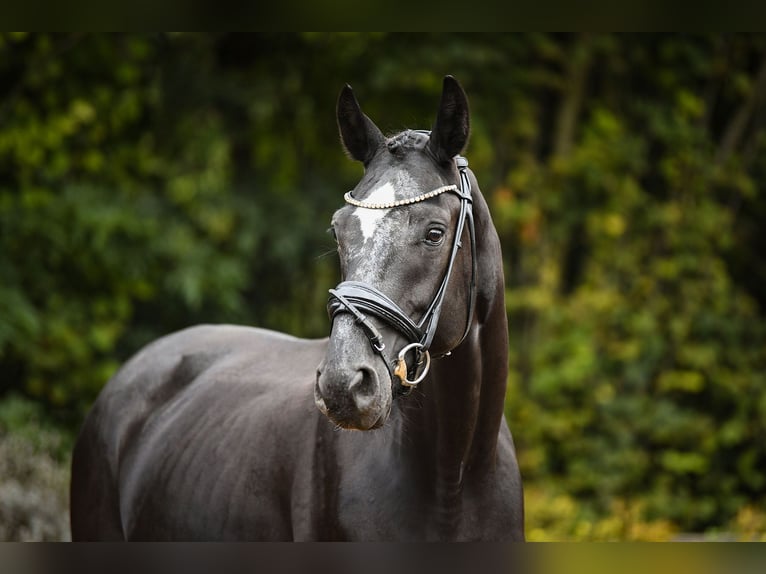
[351,172,418,242]
[348,172,420,282]
[352,182,396,242]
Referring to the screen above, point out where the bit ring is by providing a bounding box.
[393,343,431,387]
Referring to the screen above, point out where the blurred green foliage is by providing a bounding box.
[1,33,765,539]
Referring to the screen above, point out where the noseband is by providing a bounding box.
[328,154,477,396]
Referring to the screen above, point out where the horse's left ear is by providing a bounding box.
[428,75,470,164]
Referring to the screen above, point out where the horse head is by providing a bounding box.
[315,76,476,430]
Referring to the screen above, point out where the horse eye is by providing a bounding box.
[425,228,445,245]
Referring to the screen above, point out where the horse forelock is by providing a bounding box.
[385,129,429,154]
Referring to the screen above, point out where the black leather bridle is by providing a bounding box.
[327,153,477,396]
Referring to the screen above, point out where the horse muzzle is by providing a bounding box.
[314,320,393,431]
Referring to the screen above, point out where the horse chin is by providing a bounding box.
[366,402,391,430]
[325,403,391,431]
[334,410,388,432]
[313,383,391,431]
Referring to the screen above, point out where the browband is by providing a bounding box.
[343,184,458,209]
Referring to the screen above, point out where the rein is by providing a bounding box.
[327,154,476,396]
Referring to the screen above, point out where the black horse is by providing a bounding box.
[70,76,524,541]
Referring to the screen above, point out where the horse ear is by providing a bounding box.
[428,75,470,164]
[337,84,385,164]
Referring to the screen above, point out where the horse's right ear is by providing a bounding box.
[337,84,385,165]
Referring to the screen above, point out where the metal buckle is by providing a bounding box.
[393,343,431,387]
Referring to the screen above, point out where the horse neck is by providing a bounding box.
[399,182,509,532]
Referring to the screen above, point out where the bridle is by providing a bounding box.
[327,153,476,396]
[328,153,476,395]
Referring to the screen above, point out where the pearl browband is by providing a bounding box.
[343,184,459,209]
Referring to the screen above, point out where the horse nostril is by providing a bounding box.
[349,368,379,411]
[315,365,331,396]
[315,362,386,430]
[314,369,328,410]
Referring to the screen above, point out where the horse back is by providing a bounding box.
[70,324,328,540]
